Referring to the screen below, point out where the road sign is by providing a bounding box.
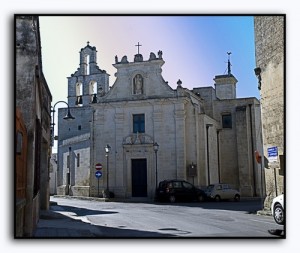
[95,171,102,178]
[268,146,278,162]
[95,163,102,170]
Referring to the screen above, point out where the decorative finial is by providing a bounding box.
[87,41,90,46]
[227,52,232,75]
[177,79,182,87]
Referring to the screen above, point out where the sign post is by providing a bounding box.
[95,163,103,197]
[267,147,278,196]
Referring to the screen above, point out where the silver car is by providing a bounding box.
[205,183,240,202]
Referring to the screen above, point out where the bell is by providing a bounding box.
[76,95,82,105]
[91,94,97,103]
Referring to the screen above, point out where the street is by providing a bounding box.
[48,196,284,238]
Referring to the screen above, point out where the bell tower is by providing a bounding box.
[214,52,238,100]
[67,42,110,106]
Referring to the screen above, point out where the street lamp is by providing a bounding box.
[105,144,111,195]
[50,101,75,146]
[153,142,159,189]
[206,124,213,185]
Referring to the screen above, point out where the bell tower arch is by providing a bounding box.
[67,41,110,106]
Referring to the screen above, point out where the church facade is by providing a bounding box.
[57,43,264,200]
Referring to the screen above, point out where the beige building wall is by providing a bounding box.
[254,16,285,209]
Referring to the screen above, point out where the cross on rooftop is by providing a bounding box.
[135,42,142,54]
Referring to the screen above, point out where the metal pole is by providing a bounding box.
[106,154,109,191]
[98,178,99,197]
[217,130,221,183]
[155,150,158,189]
[68,147,72,195]
[274,167,278,196]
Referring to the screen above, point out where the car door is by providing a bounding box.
[172,181,184,200]
[182,181,195,201]
[222,184,231,199]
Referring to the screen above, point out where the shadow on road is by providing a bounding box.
[152,199,264,214]
[34,204,177,238]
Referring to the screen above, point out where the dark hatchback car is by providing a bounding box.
[155,179,207,203]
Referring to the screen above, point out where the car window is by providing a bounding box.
[207,185,214,191]
[223,184,229,190]
[216,185,222,190]
[159,182,167,188]
[173,182,182,188]
[182,182,193,189]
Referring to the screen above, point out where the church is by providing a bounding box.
[56,42,264,200]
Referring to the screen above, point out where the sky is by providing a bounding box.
[39,15,259,107]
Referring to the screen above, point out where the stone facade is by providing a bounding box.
[15,15,52,237]
[57,44,263,200]
[57,42,109,196]
[254,16,285,209]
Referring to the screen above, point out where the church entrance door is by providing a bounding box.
[131,159,147,197]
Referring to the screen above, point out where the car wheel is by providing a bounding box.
[234,194,240,202]
[215,195,221,202]
[169,195,176,203]
[198,195,204,202]
[273,203,284,225]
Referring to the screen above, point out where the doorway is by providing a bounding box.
[131,159,147,197]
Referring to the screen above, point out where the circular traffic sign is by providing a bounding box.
[95,171,102,178]
[95,163,102,170]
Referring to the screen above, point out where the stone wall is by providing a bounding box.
[254,16,285,208]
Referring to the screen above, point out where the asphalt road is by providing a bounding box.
[50,196,284,238]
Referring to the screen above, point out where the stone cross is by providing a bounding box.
[135,42,142,54]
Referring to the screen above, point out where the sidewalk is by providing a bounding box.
[33,201,104,238]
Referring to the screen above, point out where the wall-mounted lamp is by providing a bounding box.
[254,67,262,90]
[50,101,75,146]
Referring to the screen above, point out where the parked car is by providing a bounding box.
[271,194,284,225]
[156,179,207,203]
[205,183,240,202]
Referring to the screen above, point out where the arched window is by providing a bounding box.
[89,81,97,103]
[84,54,90,75]
[76,82,83,106]
[89,81,97,95]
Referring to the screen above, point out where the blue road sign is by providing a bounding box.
[95,171,102,178]
[267,146,278,162]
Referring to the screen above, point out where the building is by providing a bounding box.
[15,15,52,237]
[57,43,264,200]
[254,16,285,209]
[56,42,109,196]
